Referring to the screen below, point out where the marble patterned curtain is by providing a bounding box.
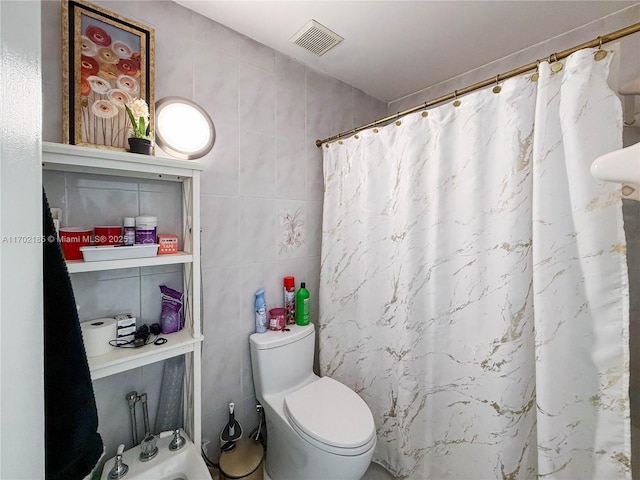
[319,48,629,479]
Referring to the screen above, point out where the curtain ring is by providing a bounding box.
[595,36,608,61]
[550,53,563,73]
[453,90,461,107]
[422,102,429,117]
[492,74,502,94]
[530,60,541,82]
[373,120,379,134]
[395,112,402,126]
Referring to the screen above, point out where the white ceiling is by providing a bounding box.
[176,1,638,103]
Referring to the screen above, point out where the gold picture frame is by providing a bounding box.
[62,0,155,151]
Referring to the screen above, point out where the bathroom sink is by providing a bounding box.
[100,432,211,480]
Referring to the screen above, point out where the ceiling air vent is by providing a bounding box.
[290,19,344,57]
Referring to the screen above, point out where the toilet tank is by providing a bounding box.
[249,324,315,399]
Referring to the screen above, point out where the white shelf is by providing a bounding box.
[42,141,204,181]
[66,251,193,273]
[88,328,204,380]
[43,141,204,444]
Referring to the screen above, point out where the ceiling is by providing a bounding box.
[175,1,638,103]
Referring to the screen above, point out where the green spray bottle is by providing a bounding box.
[295,282,310,326]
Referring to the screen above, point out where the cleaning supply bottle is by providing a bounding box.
[295,282,310,326]
[284,276,295,325]
[255,289,267,333]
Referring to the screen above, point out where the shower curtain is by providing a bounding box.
[319,48,629,479]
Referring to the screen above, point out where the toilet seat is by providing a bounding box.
[283,377,376,456]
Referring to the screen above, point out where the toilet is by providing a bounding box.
[249,323,376,480]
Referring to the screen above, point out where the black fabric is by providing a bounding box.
[43,189,103,480]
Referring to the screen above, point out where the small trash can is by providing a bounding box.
[219,438,264,480]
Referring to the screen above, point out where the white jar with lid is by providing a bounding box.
[135,215,158,244]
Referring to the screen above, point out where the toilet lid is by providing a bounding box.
[284,377,375,449]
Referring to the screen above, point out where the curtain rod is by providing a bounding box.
[316,21,640,148]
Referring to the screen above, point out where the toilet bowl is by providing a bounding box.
[250,324,376,480]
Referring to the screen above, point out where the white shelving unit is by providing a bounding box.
[65,251,193,274]
[88,328,203,380]
[42,141,204,445]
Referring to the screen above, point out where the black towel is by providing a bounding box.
[43,189,103,480]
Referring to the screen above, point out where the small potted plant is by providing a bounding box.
[125,98,154,155]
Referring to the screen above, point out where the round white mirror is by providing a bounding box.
[155,97,215,160]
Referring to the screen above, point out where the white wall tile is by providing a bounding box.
[65,187,138,227]
[92,0,139,20]
[42,81,62,143]
[305,136,325,202]
[71,274,140,321]
[240,338,255,399]
[276,54,306,135]
[238,35,275,73]
[276,53,307,200]
[239,197,277,264]
[305,68,335,141]
[194,51,239,196]
[200,195,240,268]
[202,265,242,335]
[238,63,275,136]
[306,199,323,258]
[193,11,239,57]
[239,131,276,198]
[276,134,306,200]
[140,1,194,99]
[42,171,66,211]
[201,332,243,412]
[194,50,238,113]
[200,124,240,197]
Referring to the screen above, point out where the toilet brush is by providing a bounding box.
[220,402,243,443]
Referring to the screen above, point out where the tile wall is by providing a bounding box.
[40,0,386,464]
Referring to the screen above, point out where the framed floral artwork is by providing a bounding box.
[62,0,155,150]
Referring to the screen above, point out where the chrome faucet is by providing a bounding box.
[108,444,128,480]
[169,429,186,451]
[138,393,158,461]
[126,391,159,462]
[139,433,158,462]
[126,392,139,446]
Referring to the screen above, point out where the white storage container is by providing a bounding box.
[80,244,159,262]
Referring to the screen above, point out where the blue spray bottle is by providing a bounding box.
[255,289,267,333]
